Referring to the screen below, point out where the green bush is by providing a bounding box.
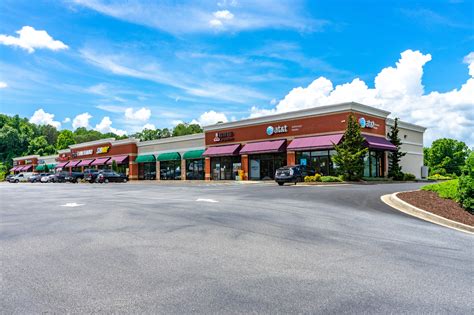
[428,174,453,180]
[321,176,343,182]
[403,173,416,181]
[458,152,474,213]
[304,174,322,182]
[429,167,447,176]
[421,179,459,201]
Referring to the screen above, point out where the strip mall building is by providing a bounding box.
[11,103,426,180]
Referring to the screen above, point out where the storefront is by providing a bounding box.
[136,154,156,180]
[158,152,181,180]
[203,102,424,180]
[183,150,205,180]
[11,155,39,173]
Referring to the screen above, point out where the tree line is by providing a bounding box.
[0,113,202,171]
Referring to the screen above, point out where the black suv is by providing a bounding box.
[275,165,316,186]
[97,171,128,183]
[83,169,100,183]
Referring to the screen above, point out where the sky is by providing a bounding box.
[0,0,472,146]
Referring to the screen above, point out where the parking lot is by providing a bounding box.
[1,181,472,313]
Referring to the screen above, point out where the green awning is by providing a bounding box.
[157,152,181,161]
[35,165,45,171]
[183,149,205,160]
[135,155,156,163]
[47,163,56,169]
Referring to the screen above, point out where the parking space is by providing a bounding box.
[0,182,472,313]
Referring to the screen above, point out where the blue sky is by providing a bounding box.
[0,0,473,145]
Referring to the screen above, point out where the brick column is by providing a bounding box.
[241,154,249,180]
[205,157,211,181]
[155,161,160,181]
[287,151,296,166]
[181,159,186,180]
[128,157,138,180]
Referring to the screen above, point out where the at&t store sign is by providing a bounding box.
[266,125,288,136]
[358,117,377,129]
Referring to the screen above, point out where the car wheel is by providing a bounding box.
[105,179,109,183]
[278,182,284,186]
[15,179,19,183]
[123,178,127,183]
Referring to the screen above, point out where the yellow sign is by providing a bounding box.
[96,146,110,154]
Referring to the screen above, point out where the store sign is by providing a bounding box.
[213,131,234,143]
[266,125,288,136]
[96,146,110,154]
[25,159,32,164]
[75,149,93,157]
[38,159,45,164]
[359,117,376,129]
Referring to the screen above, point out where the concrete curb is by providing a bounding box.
[381,191,474,235]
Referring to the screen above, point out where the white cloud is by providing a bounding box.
[95,116,127,136]
[142,123,156,130]
[124,107,151,121]
[0,81,7,88]
[251,50,474,147]
[191,110,228,127]
[0,26,68,53]
[214,10,234,20]
[63,117,71,123]
[209,19,223,27]
[72,112,92,129]
[29,109,61,129]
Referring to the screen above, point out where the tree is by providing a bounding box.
[56,130,76,150]
[332,114,368,181]
[458,151,474,213]
[39,124,59,146]
[387,118,406,180]
[172,123,202,137]
[161,128,171,138]
[112,160,118,172]
[135,128,161,141]
[425,138,470,176]
[27,136,56,156]
[44,164,50,173]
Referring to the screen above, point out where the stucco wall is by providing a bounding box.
[138,135,204,156]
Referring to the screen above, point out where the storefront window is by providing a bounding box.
[160,160,181,180]
[363,150,385,177]
[211,156,240,180]
[296,150,336,176]
[186,159,204,180]
[139,162,156,180]
[249,153,286,180]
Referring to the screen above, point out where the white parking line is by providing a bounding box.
[196,198,219,203]
[60,202,84,207]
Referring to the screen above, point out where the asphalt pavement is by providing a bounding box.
[0,181,472,313]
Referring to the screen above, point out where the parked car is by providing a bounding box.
[50,172,67,183]
[28,173,49,183]
[40,174,56,183]
[96,171,128,183]
[9,173,33,183]
[5,174,14,182]
[275,165,316,186]
[65,172,84,183]
[83,169,100,183]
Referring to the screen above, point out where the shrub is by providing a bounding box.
[429,167,447,176]
[321,176,343,182]
[403,173,416,181]
[421,179,459,201]
[458,152,474,213]
[428,174,452,180]
[304,174,322,182]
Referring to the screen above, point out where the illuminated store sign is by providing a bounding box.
[214,131,234,143]
[75,149,93,157]
[96,146,110,154]
[359,117,376,129]
[266,125,288,136]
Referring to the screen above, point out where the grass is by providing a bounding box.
[421,179,459,201]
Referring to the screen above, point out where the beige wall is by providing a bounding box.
[386,122,425,178]
[138,135,205,156]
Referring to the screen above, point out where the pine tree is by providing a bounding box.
[112,160,118,172]
[387,118,406,180]
[44,164,49,173]
[332,114,368,181]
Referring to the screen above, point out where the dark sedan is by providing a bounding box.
[275,165,316,186]
[96,171,128,183]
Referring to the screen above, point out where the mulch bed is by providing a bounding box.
[398,190,474,226]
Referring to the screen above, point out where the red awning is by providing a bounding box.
[21,165,33,171]
[240,139,286,155]
[91,157,110,166]
[10,166,18,172]
[363,134,397,151]
[203,144,241,157]
[287,134,343,151]
[106,155,129,165]
[56,161,69,168]
[77,159,94,167]
[68,160,82,167]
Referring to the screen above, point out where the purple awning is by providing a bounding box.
[287,134,343,151]
[90,157,110,166]
[240,139,286,155]
[56,161,69,168]
[21,165,33,171]
[9,167,16,172]
[363,134,397,151]
[68,160,82,167]
[203,144,241,157]
[106,155,129,165]
[77,159,94,167]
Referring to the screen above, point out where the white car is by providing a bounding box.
[40,174,56,183]
[9,173,33,183]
